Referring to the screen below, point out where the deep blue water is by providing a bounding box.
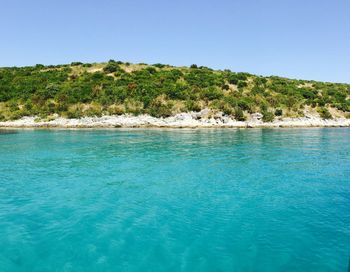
[0,128,349,271]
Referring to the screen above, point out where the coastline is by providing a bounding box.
[1,113,349,128]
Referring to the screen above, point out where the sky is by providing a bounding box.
[1,0,349,83]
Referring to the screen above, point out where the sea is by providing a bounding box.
[0,128,349,271]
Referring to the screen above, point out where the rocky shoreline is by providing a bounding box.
[0,110,349,128]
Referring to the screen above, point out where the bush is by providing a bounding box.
[38,83,60,100]
[228,78,238,85]
[107,105,125,115]
[148,97,173,117]
[237,81,248,89]
[124,99,144,115]
[145,67,157,74]
[201,87,223,101]
[228,73,239,85]
[251,86,265,95]
[234,107,245,121]
[103,62,122,73]
[300,88,317,99]
[85,103,103,117]
[238,98,254,112]
[185,100,201,112]
[274,109,283,116]
[71,62,83,66]
[0,60,349,122]
[236,73,249,81]
[0,113,6,121]
[153,63,167,68]
[262,111,275,122]
[8,110,26,120]
[318,107,332,119]
[190,64,198,69]
[66,106,83,119]
[222,84,230,90]
[215,101,234,116]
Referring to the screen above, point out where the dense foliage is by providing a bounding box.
[0,60,349,121]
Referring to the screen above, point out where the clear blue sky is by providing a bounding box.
[1,0,349,83]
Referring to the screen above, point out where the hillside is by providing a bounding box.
[0,60,349,122]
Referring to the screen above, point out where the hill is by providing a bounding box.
[0,60,349,122]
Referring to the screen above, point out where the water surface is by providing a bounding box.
[0,128,349,271]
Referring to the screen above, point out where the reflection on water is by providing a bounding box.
[0,129,18,135]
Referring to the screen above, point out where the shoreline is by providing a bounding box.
[0,113,349,129]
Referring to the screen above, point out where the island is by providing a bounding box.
[0,60,349,128]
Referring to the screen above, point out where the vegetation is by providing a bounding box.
[0,60,349,121]
[317,107,333,119]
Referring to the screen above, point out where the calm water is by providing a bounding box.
[0,128,349,271]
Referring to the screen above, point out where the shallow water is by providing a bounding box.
[0,128,349,271]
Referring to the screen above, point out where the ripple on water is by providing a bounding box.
[0,128,349,271]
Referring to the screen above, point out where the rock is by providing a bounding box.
[221,116,230,124]
[199,108,211,119]
[214,111,224,118]
[251,113,263,120]
[190,112,201,120]
[0,113,349,128]
[174,113,192,121]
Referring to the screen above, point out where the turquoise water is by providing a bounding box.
[0,128,349,271]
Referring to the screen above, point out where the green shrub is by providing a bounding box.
[85,104,103,117]
[67,107,83,119]
[234,107,245,121]
[318,107,332,119]
[238,98,254,112]
[300,88,316,99]
[8,110,26,120]
[222,84,230,90]
[145,67,157,74]
[0,60,348,121]
[262,111,275,122]
[107,105,125,115]
[103,62,122,73]
[38,83,60,100]
[71,62,83,66]
[274,109,283,116]
[153,63,167,68]
[252,86,264,95]
[23,99,33,111]
[148,98,173,117]
[228,77,238,85]
[214,101,234,116]
[237,81,248,89]
[124,99,144,115]
[0,113,6,121]
[236,73,249,81]
[201,87,223,101]
[185,100,201,112]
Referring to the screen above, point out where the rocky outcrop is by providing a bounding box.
[0,111,349,129]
